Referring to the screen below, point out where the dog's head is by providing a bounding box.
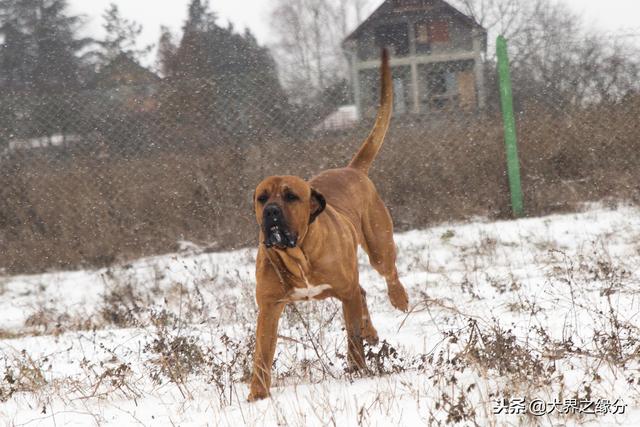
[254,176,326,250]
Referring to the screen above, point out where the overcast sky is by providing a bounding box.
[68,0,640,67]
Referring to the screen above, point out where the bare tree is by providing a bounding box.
[272,0,638,107]
[269,0,374,103]
[451,0,548,60]
[451,0,640,105]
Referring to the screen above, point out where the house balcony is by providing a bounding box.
[353,50,478,71]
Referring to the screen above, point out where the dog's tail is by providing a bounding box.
[348,48,393,174]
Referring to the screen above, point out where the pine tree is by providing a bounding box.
[171,0,216,79]
[170,0,281,87]
[157,0,291,137]
[184,0,214,34]
[31,0,87,93]
[0,0,35,92]
[95,3,152,68]
[0,0,89,93]
[0,19,33,91]
[156,25,177,77]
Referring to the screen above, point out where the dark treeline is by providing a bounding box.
[0,0,283,95]
[153,0,293,144]
[0,0,90,94]
[0,0,303,153]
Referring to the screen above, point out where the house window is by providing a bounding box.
[361,66,411,116]
[375,23,410,56]
[429,70,448,95]
[393,77,407,114]
[392,66,412,114]
[415,22,429,45]
[419,65,459,111]
[415,20,449,53]
[430,20,450,43]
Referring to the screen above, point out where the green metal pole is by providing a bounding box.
[496,35,524,217]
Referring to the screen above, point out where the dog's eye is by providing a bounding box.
[257,193,269,204]
[284,192,299,202]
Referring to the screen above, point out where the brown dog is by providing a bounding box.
[248,49,408,401]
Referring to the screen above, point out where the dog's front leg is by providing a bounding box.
[341,289,367,372]
[248,300,284,401]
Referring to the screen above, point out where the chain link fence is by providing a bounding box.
[1,49,639,274]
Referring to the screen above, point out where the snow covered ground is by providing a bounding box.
[1,206,640,426]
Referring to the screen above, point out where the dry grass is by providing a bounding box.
[1,223,639,424]
[1,96,639,274]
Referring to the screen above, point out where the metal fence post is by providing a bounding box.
[496,35,524,217]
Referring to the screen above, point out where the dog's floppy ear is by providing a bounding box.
[309,188,326,224]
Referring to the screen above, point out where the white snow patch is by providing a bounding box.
[1,205,639,425]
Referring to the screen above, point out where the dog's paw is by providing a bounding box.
[247,389,270,402]
[346,354,368,374]
[362,318,379,345]
[388,285,409,312]
[363,327,379,345]
[364,335,379,346]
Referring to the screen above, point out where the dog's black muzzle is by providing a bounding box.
[262,204,297,249]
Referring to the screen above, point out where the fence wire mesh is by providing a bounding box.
[1,44,639,274]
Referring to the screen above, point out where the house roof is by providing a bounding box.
[343,0,487,46]
[89,53,161,89]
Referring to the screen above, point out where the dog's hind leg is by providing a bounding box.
[361,194,409,312]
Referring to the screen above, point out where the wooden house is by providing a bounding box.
[343,0,487,118]
[89,53,161,113]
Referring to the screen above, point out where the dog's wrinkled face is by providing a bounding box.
[254,176,326,249]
